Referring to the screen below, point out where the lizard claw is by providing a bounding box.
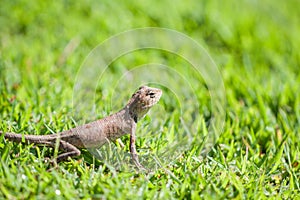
[44,157,57,167]
[137,164,147,171]
[44,157,59,172]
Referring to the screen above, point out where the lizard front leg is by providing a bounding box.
[129,122,145,170]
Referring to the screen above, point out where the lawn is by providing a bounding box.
[0,0,299,199]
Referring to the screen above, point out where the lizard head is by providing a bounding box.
[128,85,162,122]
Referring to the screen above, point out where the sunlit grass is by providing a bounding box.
[0,0,299,199]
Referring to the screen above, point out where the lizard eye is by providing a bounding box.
[148,92,156,98]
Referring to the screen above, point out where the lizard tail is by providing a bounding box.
[1,131,54,144]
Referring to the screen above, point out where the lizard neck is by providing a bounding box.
[124,99,149,123]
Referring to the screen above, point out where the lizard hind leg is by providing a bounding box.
[55,140,81,163]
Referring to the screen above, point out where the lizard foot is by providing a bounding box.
[135,162,147,171]
[131,154,147,171]
[44,157,59,172]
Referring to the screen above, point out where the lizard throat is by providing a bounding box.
[129,106,150,122]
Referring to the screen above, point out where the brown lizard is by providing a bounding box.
[0,86,162,169]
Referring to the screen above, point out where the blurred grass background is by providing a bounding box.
[0,0,299,199]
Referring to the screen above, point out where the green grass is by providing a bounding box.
[0,0,299,199]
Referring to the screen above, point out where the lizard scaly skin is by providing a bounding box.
[0,86,162,169]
